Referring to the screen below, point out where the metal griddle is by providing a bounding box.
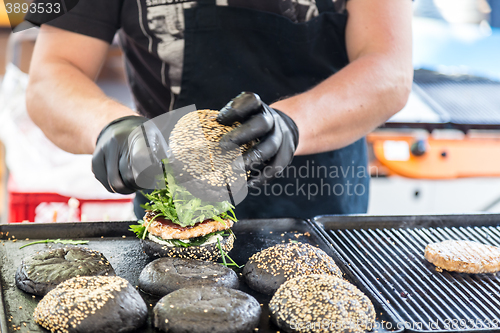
[0,219,398,333]
[385,70,500,132]
[312,214,500,333]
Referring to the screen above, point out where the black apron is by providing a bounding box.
[134,0,369,220]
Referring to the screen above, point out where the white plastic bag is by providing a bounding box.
[0,63,129,200]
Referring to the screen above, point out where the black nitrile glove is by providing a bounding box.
[92,116,167,194]
[217,92,299,187]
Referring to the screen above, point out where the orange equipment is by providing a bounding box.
[0,0,27,28]
[368,132,500,179]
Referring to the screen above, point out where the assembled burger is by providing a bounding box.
[131,110,248,262]
[131,178,237,261]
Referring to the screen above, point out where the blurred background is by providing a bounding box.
[1,0,500,223]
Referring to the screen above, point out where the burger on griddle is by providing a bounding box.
[131,110,249,262]
[133,176,237,261]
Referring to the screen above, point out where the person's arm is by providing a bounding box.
[271,0,413,156]
[26,25,136,154]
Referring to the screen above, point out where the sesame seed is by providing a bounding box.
[247,242,342,292]
[269,274,375,333]
[169,110,252,189]
[33,276,131,333]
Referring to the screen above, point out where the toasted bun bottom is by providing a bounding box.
[141,233,235,261]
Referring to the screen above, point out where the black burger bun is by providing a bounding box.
[169,110,252,202]
[269,274,376,333]
[154,286,261,333]
[141,232,235,261]
[15,247,115,296]
[139,257,238,296]
[34,276,148,333]
[243,242,342,295]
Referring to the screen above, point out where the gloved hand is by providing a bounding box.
[92,115,167,194]
[217,92,299,187]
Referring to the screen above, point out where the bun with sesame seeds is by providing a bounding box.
[168,109,251,202]
[138,257,238,296]
[34,276,147,333]
[130,110,246,262]
[269,274,376,333]
[140,231,235,261]
[15,247,115,296]
[242,242,342,295]
[153,286,261,333]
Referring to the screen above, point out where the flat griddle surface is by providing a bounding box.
[0,219,397,333]
[313,214,500,333]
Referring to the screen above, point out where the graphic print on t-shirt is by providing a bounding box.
[146,1,196,95]
[25,0,346,117]
[143,0,324,101]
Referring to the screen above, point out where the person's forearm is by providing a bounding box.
[271,52,412,156]
[26,60,136,154]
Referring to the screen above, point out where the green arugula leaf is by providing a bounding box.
[129,221,146,238]
[163,239,191,248]
[187,231,224,246]
[148,230,225,248]
[19,239,89,249]
[140,170,237,228]
[134,161,239,248]
[216,238,243,269]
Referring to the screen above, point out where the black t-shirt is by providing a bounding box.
[26,0,346,118]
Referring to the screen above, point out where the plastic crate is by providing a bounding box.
[8,192,133,223]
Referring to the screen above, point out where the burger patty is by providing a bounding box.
[425,240,500,273]
[144,212,233,240]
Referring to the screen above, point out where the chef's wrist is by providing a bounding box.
[270,96,301,121]
[270,99,304,151]
[273,109,299,148]
[90,103,139,151]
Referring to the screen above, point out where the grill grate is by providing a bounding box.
[413,70,500,126]
[324,223,500,332]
